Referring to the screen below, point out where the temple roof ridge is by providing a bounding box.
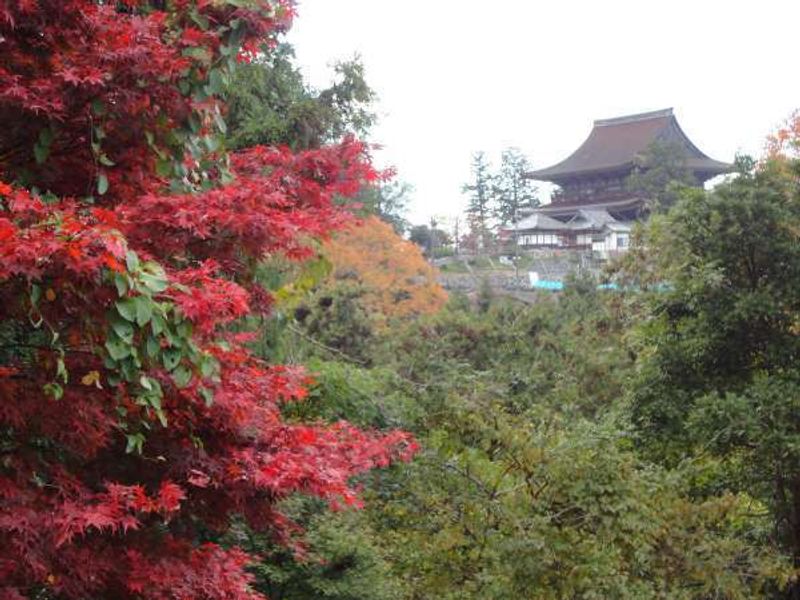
[528,108,731,184]
[594,107,673,127]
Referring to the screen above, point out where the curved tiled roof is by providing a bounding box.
[510,213,565,231]
[529,108,731,183]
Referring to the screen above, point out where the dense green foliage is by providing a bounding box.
[249,275,792,597]
[224,44,413,233]
[626,155,800,595]
[226,45,375,150]
[219,16,800,598]
[625,140,699,211]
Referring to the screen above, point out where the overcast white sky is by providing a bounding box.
[288,0,800,225]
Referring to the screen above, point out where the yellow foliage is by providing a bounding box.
[322,216,447,322]
[80,370,102,389]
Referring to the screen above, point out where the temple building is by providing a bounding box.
[510,108,732,257]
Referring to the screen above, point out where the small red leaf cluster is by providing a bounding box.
[0,2,416,598]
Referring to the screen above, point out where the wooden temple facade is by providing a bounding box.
[510,108,732,256]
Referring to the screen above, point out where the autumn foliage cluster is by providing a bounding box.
[0,2,415,598]
[322,216,448,323]
[768,111,800,159]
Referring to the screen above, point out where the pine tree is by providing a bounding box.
[462,151,494,251]
[494,147,539,226]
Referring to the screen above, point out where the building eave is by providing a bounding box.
[535,196,646,217]
[527,108,733,183]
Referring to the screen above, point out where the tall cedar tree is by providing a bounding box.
[462,151,493,251]
[625,139,698,212]
[494,147,538,226]
[0,2,416,599]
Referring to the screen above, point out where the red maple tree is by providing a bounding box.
[0,2,416,598]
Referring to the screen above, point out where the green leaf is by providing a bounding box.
[151,313,166,336]
[145,335,160,358]
[110,317,134,343]
[97,173,109,195]
[142,260,166,276]
[207,69,225,95]
[113,273,129,297]
[156,158,173,178]
[176,320,192,338]
[140,272,168,294]
[104,336,131,361]
[30,284,42,307]
[172,365,192,388]
[199,387,214,407]
[162,348,181,371]
[125,433,145,454]
[199,355,219,378]
[120,358,138,382]
[43,383,63,400]
[33,142,50,165]
[202,135,220,153]
[55,357,68,383]
[187,114,201,134]
[135,296,153,327]
[125,251,139,272]
[116,297,137,322]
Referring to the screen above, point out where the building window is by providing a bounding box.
[516,233,563,247]
[616,234,629,248]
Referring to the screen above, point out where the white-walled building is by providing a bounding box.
[508,108,731,258]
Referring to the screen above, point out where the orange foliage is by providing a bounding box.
[766,109,800,159]
[322,216,447,321]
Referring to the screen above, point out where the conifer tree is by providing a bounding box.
[462,151,494,251]
[493,147,538,226]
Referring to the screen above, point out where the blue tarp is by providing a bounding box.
[531,280,564,290]
[531,280,622,291]
[529,281,667,292]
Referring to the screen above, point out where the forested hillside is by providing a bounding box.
[1,2,799,599]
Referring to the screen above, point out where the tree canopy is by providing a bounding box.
[0,3,415,598]
[626,141,800,592]
[2,2,799,599]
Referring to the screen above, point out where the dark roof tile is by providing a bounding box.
[529,108,731,182]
